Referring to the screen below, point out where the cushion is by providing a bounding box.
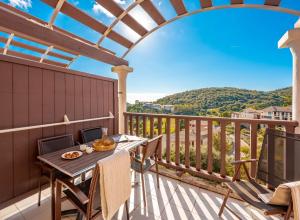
[258,184,291,206]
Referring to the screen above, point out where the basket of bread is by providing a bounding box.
[92,137,116,152]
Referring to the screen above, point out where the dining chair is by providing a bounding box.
[80,126,102,143]
[37,134,74,206]
[55,163,130,220]
[131,135,162,207]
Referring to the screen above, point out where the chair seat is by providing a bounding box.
[64,178,101,214]
[225,180,288,213]
[131,158,155,173]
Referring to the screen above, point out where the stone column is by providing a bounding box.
[279,19,300,133]
[111,65,133,134]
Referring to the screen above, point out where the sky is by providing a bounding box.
[1,0,299,103]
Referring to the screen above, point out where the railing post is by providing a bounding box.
[124,113,128,134]
[195,120,201,171]
[175,118,180,165]
[149,116,154,138]
[207,120,213,174]
[220,121,227,178]
[234,122,241,180]
[135,115,139,136]
[166,117,171,163]
[129,114,133,135]
[157,117,162,160]
[143,116,147,137]
[250,122,258,178]
[185,118,190,168]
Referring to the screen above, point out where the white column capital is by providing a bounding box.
[111,65,133,75]
[278,28,300,50]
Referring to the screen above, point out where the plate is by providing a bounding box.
[61,151,83,160]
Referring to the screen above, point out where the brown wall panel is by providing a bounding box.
[42,70,55,137]
[54,72,66,135]
[0,61,13,203]
[28,67,43,189]
[13,64,30,196]
[0,55,118,206]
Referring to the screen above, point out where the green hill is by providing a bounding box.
[128,87,292,117]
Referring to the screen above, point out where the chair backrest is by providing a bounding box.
[80,127,102,143]
[142,135,162,162]
[257,129,300,187]
[38,134,74,155]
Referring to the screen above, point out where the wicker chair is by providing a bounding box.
[218,129,299,219]
[37,134,74,206]
[80,127,102,143]
[131,135,162,207]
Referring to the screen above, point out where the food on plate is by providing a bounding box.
[64,151,80,159]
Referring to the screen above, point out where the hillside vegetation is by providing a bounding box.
[128,87,292,117]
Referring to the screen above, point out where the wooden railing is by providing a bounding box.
[124,112,298,182]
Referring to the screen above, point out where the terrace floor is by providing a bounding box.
[0,172,284,220]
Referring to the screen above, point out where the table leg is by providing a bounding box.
[50,172,55,220]
[55,180,62,220]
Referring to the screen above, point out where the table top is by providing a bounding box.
[37,135,147,178]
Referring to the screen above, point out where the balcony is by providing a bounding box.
[0,172,285,220]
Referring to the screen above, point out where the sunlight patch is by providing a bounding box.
[93,2,114,18]
[8,0,32,10]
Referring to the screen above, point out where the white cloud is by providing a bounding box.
[93,2,114,18]
[92,0,126,18]
[8,0,32,9]
[158,1,162,6]
[114,0,126,4]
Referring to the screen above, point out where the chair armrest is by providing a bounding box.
[231,159,258,165]
[130,155,142,164]
[56,177,89,205]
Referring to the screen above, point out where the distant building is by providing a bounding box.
[143,102,175,112]
[231,108,262,119]
[261,106,292,120]
[161,105,175,112]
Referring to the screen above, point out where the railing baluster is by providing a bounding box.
[250,122,258,178]
[124,113,128,134]
[196,120,201,171]
[149,116,154,138]
[185,118,190,168]
[175,118,180,165]
[220,121,226,177]
[166,117,171,163]
[129,114,133,135]
[207,120,213,174]
[135,115,139,136]
[157,117,162,160]
[234,122,241,180]
[143,116,147,137]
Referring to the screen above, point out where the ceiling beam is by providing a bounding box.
[3,33,14,55]
[96,0,148,36]
[140,0,166,25]
[199,0,213,9]
[169,0,187,16]
[230,0,243,4]
[0,36,74,61]
[0,2,114,55]
[264,0,281,6]
[48,0,66,27]
[0,5,128,66]
[42,0,133,48]
[0,48,68,68]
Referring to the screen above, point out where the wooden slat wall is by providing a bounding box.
[0,55,118,205]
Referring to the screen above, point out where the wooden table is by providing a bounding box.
[37,135,147,220]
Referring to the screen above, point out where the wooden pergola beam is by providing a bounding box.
[169,0,187,15]
[199,0,213,9]
[231,0,243,4]
[0,48,68,68]
[140,0,166,25]
[48,0,66,27]
[96,0,148,36]
[42,0,133,48]
[0,5,128,66]
[265,0,281,6]
[0,36,74,61]
[3,33,14,55]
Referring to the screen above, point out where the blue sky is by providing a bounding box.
[1,0,299,103]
